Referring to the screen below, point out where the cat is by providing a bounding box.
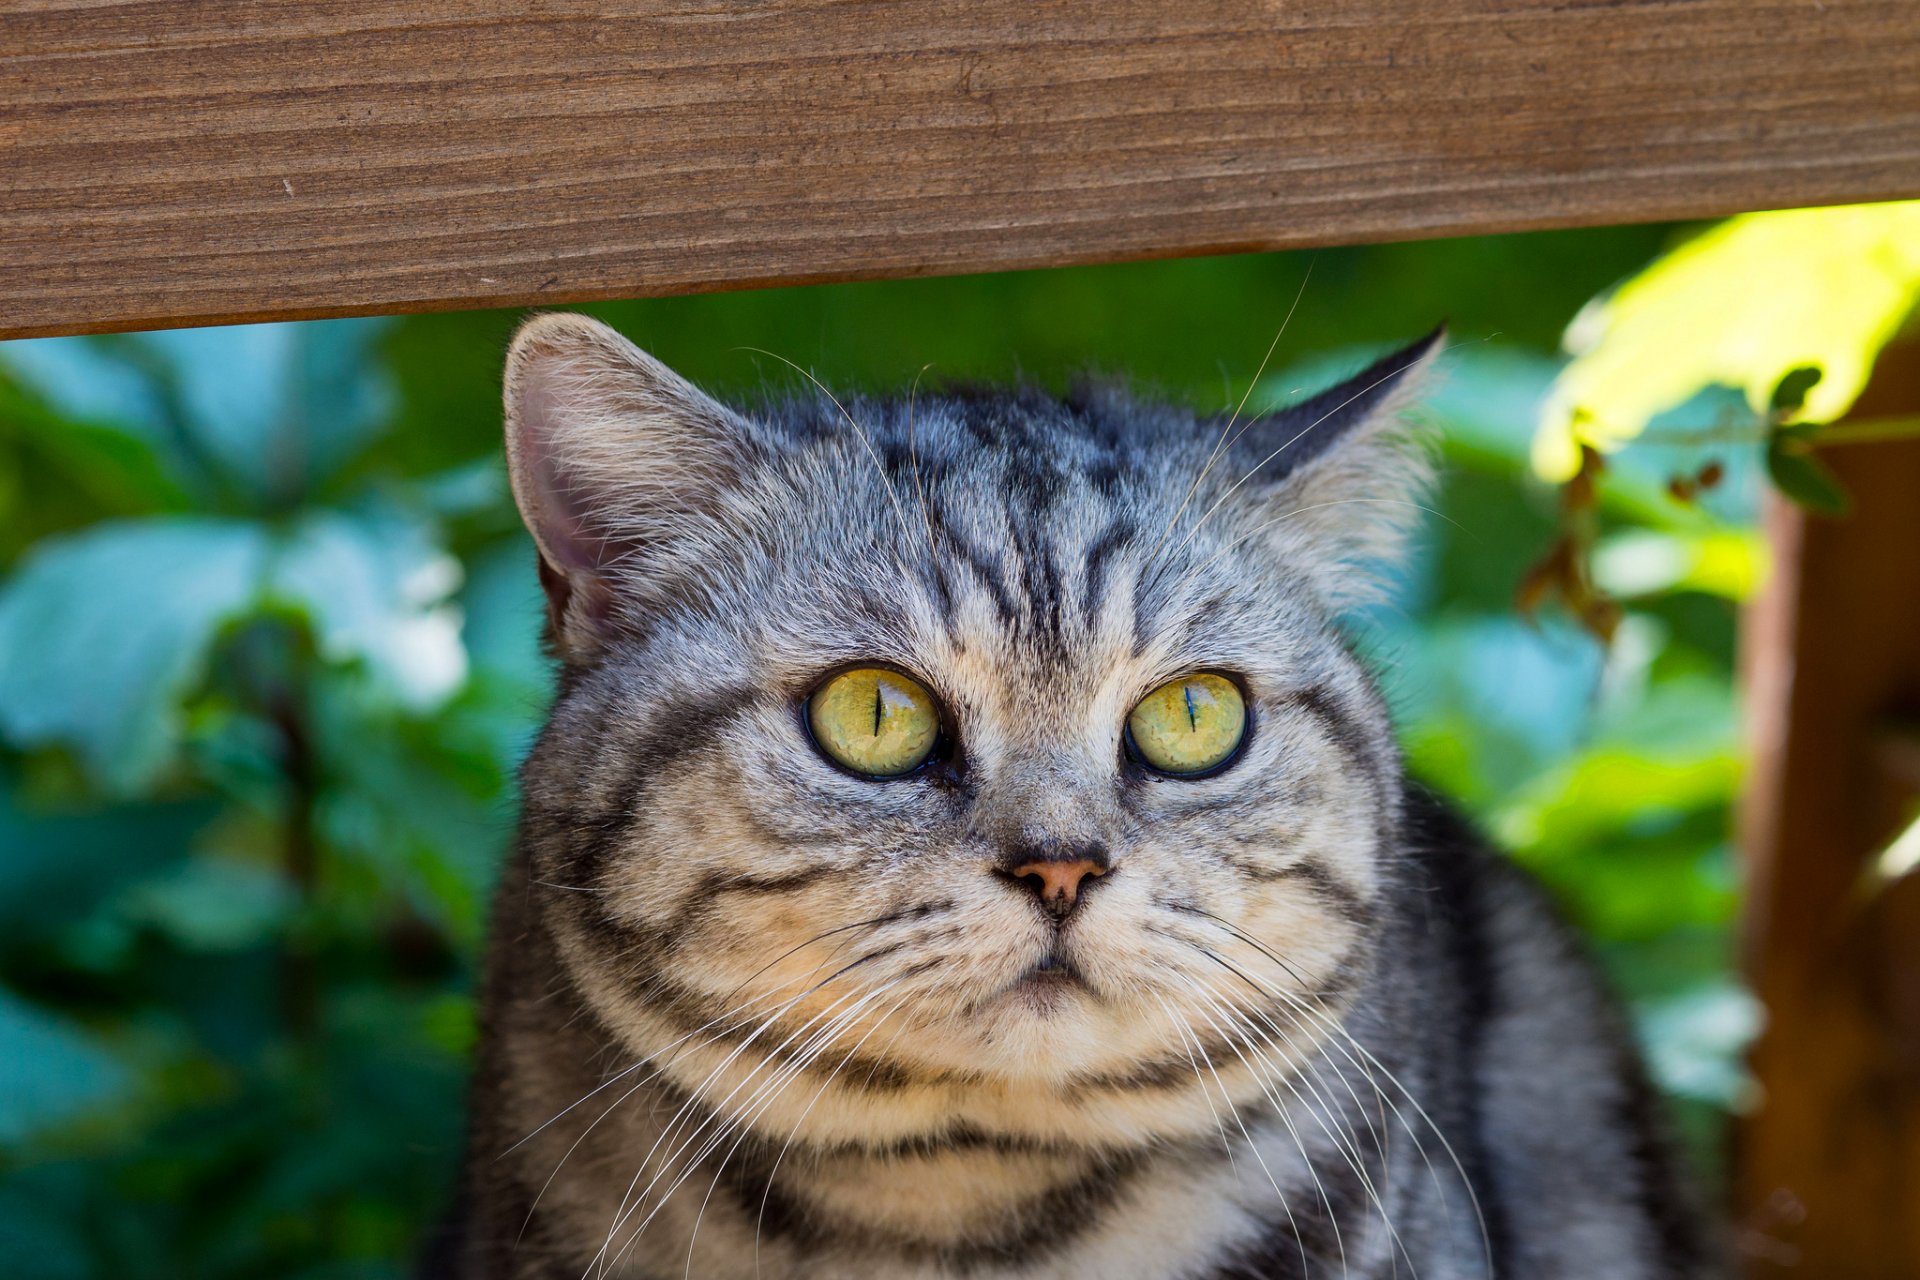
[432,312,1717,1278]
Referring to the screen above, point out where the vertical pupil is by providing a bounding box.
[1183,684,1198,732]
[873,681,884,738]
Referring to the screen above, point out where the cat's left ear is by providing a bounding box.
[1226,327,1445,609]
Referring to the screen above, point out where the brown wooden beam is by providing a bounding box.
[4,1,1919,340]
[1737,345,1920,1276]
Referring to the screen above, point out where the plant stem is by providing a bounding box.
[271,677,321,1044]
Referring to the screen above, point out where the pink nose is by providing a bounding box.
[1003,857,1108,919]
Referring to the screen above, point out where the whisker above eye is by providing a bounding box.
[734,345,922,584]
[1144,254,1319,577]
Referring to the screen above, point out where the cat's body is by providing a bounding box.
[436,315,1715,1279]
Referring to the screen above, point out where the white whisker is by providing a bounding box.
[1145,255,1319,573]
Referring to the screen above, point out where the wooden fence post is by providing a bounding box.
[4,1,1918,339]
[1737,344,1920,1275]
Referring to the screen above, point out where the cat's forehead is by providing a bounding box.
[730,400,1311,709]
[766,388,1202,582]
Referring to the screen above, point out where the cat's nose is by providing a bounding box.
[996,846,1111,920]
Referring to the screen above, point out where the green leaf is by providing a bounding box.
[118,857,294,953]
[131,319,396,504]
[0,770,210,937]
[0,987,131,1145]
[0,519,269,793]
[0,383,189,528]
[267,508,465,711]
[1769,365,1823,418]
[1535,201,1920,480]
[1765,438,1852,516]
[0,337,174,450]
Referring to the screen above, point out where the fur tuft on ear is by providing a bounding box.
[1224,327,1445,610]
[503,313,752,658]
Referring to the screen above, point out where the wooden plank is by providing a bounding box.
[1736,346,1920,1277]
[3,0,1918,340]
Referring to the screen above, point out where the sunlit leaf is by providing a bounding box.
[1534,201,1920,481]
[1636,980,1761,1107]
[0,519,269,793]
[1496,747,1741,856]
[1591,528,1769,601]
[267,508,466,711]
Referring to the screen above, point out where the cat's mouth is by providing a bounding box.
[1027,952,1082,980]
[1005,951,1090,1006]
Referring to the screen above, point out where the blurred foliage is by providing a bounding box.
[1534,199,1920,487]
[0,221,1786,1275]
[1518,202,1919,648]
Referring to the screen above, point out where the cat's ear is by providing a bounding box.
[1227,327,1445,609]
[504,313,751,658]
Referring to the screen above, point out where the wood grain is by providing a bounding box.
[1737,346,1920,1277]
[4,1,1919,339]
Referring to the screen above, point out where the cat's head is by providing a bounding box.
[504,313,1438,1135]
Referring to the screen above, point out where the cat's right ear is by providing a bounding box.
[503,313,751,660]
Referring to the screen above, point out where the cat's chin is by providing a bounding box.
[918,980,1173,1084]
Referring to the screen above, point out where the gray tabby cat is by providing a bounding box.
[435,313,1716,1279]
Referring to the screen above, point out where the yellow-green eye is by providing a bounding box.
[1127,673,1247,777]
[807,668,941,778]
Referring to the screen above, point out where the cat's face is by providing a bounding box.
[507,315,1435,1128]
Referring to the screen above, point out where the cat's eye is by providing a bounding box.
[1126,673,1247,777]
[807,667,942,778]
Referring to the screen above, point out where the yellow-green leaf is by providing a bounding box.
[1534,201,1920,481]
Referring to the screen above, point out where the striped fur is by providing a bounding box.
[435,315,1717,1278]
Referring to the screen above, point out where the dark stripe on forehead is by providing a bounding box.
[1012,529,1066,653]
[928,508,1020,629]
[1080,517,1135,623]
[923,539,958,622]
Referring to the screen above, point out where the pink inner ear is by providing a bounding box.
[518,369,610,575]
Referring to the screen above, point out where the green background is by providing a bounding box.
[0,225,1756,1277]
